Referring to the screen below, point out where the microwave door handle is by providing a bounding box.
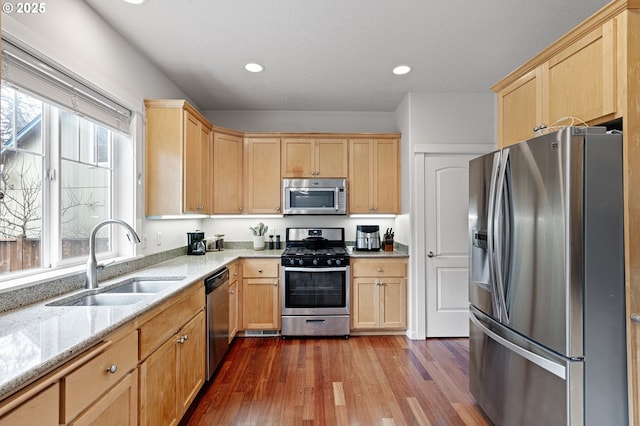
[335,187,340,211]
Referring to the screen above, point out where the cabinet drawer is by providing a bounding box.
[0,382,59,426]
[139,285,204,360]
[63,330,138,423]
[352,259,407,277]
[242,260,279,278]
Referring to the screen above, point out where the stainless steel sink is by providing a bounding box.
[103,276,185,294]
[46,276,186,307]
[47,293,150,307]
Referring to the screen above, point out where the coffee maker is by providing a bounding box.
[355,225,381,251]
[187,231,206,255]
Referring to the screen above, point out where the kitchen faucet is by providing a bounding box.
[86,219,141,289]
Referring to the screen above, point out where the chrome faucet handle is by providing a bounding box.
[97,260,116,270]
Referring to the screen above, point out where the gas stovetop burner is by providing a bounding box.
[282,247,348,257]
[282,227,349,267]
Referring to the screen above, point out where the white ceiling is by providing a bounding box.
[85,0,611,112]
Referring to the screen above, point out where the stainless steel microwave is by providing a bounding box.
[282,178,347,215]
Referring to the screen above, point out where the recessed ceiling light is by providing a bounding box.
[393,65,412,75]
[245,63,264,73]
[122,0,146,4]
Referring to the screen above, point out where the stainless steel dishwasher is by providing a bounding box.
[205,266,229,380]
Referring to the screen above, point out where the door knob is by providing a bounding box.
[427,251,438,258]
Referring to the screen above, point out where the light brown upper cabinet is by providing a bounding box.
[145,99,212,215]
[281,138,348,178]
[212,131,243,214]
[496,68,546,147]
[243,138,282,214]
[547,21,617,126]
[494,18,617,148]
[349,139,399,214]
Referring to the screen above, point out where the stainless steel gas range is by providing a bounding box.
[280,227,350,338]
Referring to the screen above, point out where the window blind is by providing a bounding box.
[1,36,132,135]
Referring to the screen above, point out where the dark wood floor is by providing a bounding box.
[183,335,492,426]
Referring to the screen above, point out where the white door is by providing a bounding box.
[425,155,474,337]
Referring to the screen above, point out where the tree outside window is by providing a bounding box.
[1,83,114,277]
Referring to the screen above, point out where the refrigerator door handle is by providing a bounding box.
[469,312,566,380]
[486,151,502,319]
[493,148,510,323]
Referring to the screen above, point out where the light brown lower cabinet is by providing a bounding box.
[351,258,407,330]
[242,259,280,330]
[69,371,137,426]
[138,284,205,426]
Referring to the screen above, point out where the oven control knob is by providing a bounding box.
[289,258,295,265]
[327,259,332,266]
[336,259,342,265]
[298,259,304,266]
[313,259,318,265]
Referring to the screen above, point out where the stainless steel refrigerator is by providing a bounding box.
[468,127,627,426]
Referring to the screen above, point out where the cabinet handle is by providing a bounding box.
[258,268,263,273]
[106,364,118,374]
[273,281,278,286]
[276,207,281,212]
[239,207,243,212]
[177,336,185,344]
[229,290,235,294]
[377,268,382,272]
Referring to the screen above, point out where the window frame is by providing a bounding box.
[0,82,134,282]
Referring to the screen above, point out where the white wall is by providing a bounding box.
[397,91,496,340]
[204,110,396,133]
[2,0,202,256]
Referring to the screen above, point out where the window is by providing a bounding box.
[0,37,133,281]
[0,84,127,278]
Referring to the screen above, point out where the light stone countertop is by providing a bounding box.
[0,246,407,400]
[0,249,280,400]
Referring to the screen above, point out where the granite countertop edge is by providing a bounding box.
[0,247,407,400]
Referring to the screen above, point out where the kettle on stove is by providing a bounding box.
[355,225,381,251]
[187,231,206,255]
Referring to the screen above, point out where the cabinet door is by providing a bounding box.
[244,138,282,214]
[183,110,201,213]
[145,105,183,216]
[379,278,407,329]
[0,383,59,426]
[348,139,374,213]
[213,132,243,213]
[199,125,212,214]
[139,337,178,426]
[373,139,399,214]
[351,278,379,329]
[316,139,347,177]
[243,278,280,330]
[548,21,616,125]
[229,280,239,342]
[69,372,137,426]
[497,68,544,148]
[282,138,314,177]
[177,311,205,418]
[183,110,209,213]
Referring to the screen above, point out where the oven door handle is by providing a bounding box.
[283,266,349,273]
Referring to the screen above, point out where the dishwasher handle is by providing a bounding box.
[204,267,229,294]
